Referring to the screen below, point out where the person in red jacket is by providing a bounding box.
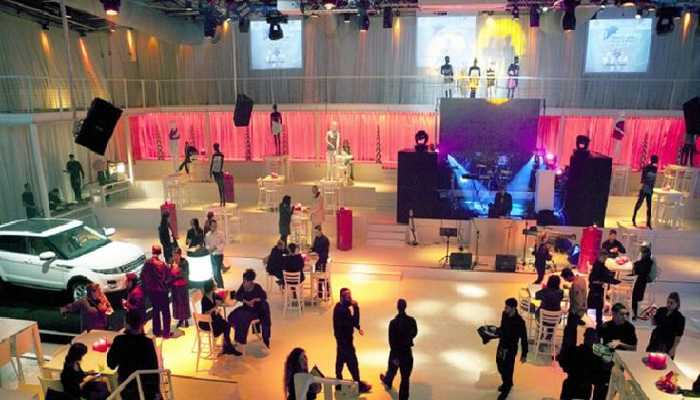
[170,248,190,328]
[140,245,172,338]
[122,272,146,325]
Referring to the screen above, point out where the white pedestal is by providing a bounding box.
[163,174,190,206]
[535,170,555,212]
[264,155,291,183]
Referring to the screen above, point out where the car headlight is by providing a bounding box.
[92,267,124,275]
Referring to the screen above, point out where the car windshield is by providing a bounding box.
[46,226,110,259]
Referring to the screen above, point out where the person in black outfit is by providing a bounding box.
[380,299,418,400]
[279,195,293,244]
[284,243,306,284]
[199,279,242,356]
[559,328,604,400]
[599,303,638,351]
[61,343,110,400]
[587,251,621,329]
[496,297,528,398]
[647,292,685,359]
[630,244,653,320]
[65,154,85,203]
[333,288,372,394]
[310,225,330,272]
[632,155,658,229]
[186,218,205,249]
[22,183,39,218]
[107,310,160,400]
[532,234,552,284]
[179,141,197,174]
[264,240,288,286]
[158,212,178,264]
[601,229,626,256]
[535,275,564,318]
[489,187,513,218]
[229,269,272,348]
[284,348,321,400]
[209,143,226,206]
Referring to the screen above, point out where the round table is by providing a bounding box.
[605,256,634,279]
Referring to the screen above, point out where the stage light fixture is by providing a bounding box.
[79,30,86,37]
[344,14,351,23]
[101,0,121,16]
[267,13,288,41]
[635,8,643,19]
[238,17,250,33]
[184,0,193,10]
[529,5,540,27]
[542,6,549,12]
[656,7,678,35]
[41,21,49,30]
[323,0,336,10]
[512,6,520,20]
[360,15,369,31]
[562,0,578,31]
[383,7,393,28]
[310,13,319,18]
[599,0,607,8]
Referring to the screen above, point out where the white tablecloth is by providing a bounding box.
[608,350,695,400]
[43,330,120,376]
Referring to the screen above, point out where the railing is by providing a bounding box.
[1,74,698,113]
[106,369,173,400]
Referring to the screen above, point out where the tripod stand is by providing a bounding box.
[438,227,458,268]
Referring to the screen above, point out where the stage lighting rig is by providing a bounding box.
[529,5,540,27]
[359,14,370,30]
[267,12,288,40]
[383,7,393,28]
[656,6,680,35]
[512,6,520,20]
[101,0,120,16]
[562,0,579,31]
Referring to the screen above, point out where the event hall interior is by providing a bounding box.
[0,0,700,399]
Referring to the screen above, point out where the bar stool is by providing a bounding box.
[311,258,333,306]
[320,179,340,213]
[263,180,280,210]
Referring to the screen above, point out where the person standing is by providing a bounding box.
[158,211,178,264]
[107,310,160,400]
[310,225,330,272]
[601,229,626,256]
[561,267,588,351]
[632,154,658,229]
[60,283,113,332]
[647,292,685,358]
[467,58,481,98]
[203,211,215,236]
[170,248,190,329]
[333,288,372,394]
[178,141,197,174]
[279,195,293,244]
[558,328,603,400]
[380,299,418,400]
[22,183,39,218]
[168,122,180,173]
[506,56,520,99]
[486,61,496,99]
[680,131,696,166]
[210,143,226,206]
[588,251,621,329]
[205,219,226,289]
[271,104,283,156]
[340,140,354,183]
[326,122,340,180]
[122,273,146,325]
[186,218,205,249]
[229,269,272,349]
[310,185,325,228]
[630,244,653,320]
[439,56,454,98]
[140,245,172,338]
[496,297,528,397]
[532,233,552,284]
[65,154,85,203]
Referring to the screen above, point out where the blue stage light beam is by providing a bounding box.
[506,155,536,193]
[447,154,489,214]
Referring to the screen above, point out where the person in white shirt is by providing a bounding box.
[205,219,226,289]
[310,185,325,228]
[326,122,340,180]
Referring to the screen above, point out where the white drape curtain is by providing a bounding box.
[0,125,42,223]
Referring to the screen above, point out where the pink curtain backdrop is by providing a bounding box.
[129,112,692,170]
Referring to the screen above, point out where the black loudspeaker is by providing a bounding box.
[536,209,560,226]
[564,150,612,227]
[233,94,254,127]
[74,98,122,156]
[683,97,700,134]
[450,252,473,270]
[397,150,439,223]
[495,254,517,272]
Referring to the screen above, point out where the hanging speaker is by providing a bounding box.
[233,94,254,127]
[74,98,123,156]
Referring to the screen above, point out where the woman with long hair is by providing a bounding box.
[170,248,190,328]
[279,195,293,244]
[60,283,113,332]
[158,211,177,264]
[186,218,205,249]
[284,348,321,400]
[61,343,110,400]
[647,292,685,358]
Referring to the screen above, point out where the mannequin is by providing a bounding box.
[486,61,496,98]
[468,58,481,98]
[326,121,340,180]
[440,56,454,98]
[270,104,283,156]
[168,121,180,173]
[507,56,520,99]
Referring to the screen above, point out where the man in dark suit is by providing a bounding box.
[310,225,330,271]
[333,288,371,394]
[490,187,513,218]
[380,299,418,400]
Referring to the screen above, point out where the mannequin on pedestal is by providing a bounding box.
[326,121,340,180]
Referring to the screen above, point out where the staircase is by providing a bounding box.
[366,221,407,247]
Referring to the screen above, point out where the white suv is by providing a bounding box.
[0,218,145,301]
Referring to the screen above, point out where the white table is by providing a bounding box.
[206,204,240,243]
[607,350,695,400]
[663,164,700,197]
[264,155,291,183]
[43,330,119,379]
[652,188,683,228]
[291,212,312,248]
[0,388,38,400]
[261,175,284,210]
[0,318,45,384]
[606,257,634,278]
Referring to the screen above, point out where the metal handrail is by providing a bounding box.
[105,369,173,400]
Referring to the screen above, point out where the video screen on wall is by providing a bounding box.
[250,19,303,70]
[585,18,652,73]
[416,16,477,72]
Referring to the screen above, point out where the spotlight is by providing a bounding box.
[383,7,393,28]
[101,0,121,16]
[542,6,549,12]
[238,17,250,33]
[79,30,87,37]
[41,21,49,30]
[267,14,287,41]
[600,0,607,8]
[635,8,643,19]
[656,7,678,35]
[184,0,192,10]
[310,13,319,18]
[323,0,335,10]
[360,15,369,31]
[562,0,578,31]
[529,5,540,27]
[344,14,351,23]
[512,6,519,20]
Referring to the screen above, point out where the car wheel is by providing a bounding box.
[69,280,90,301]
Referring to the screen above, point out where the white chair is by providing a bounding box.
[534,309,562,362]
[283,271,304,316]
[294,373,358,400]
[229,216,241,243]
[291,217,309,247]
[263,180,280,210]
[311,258,333,306]
[517,288,533,338]
[192,311,222,372]
[320,180,340,213]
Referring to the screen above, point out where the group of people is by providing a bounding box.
[439,56,520,99]
[265,225,330,287]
